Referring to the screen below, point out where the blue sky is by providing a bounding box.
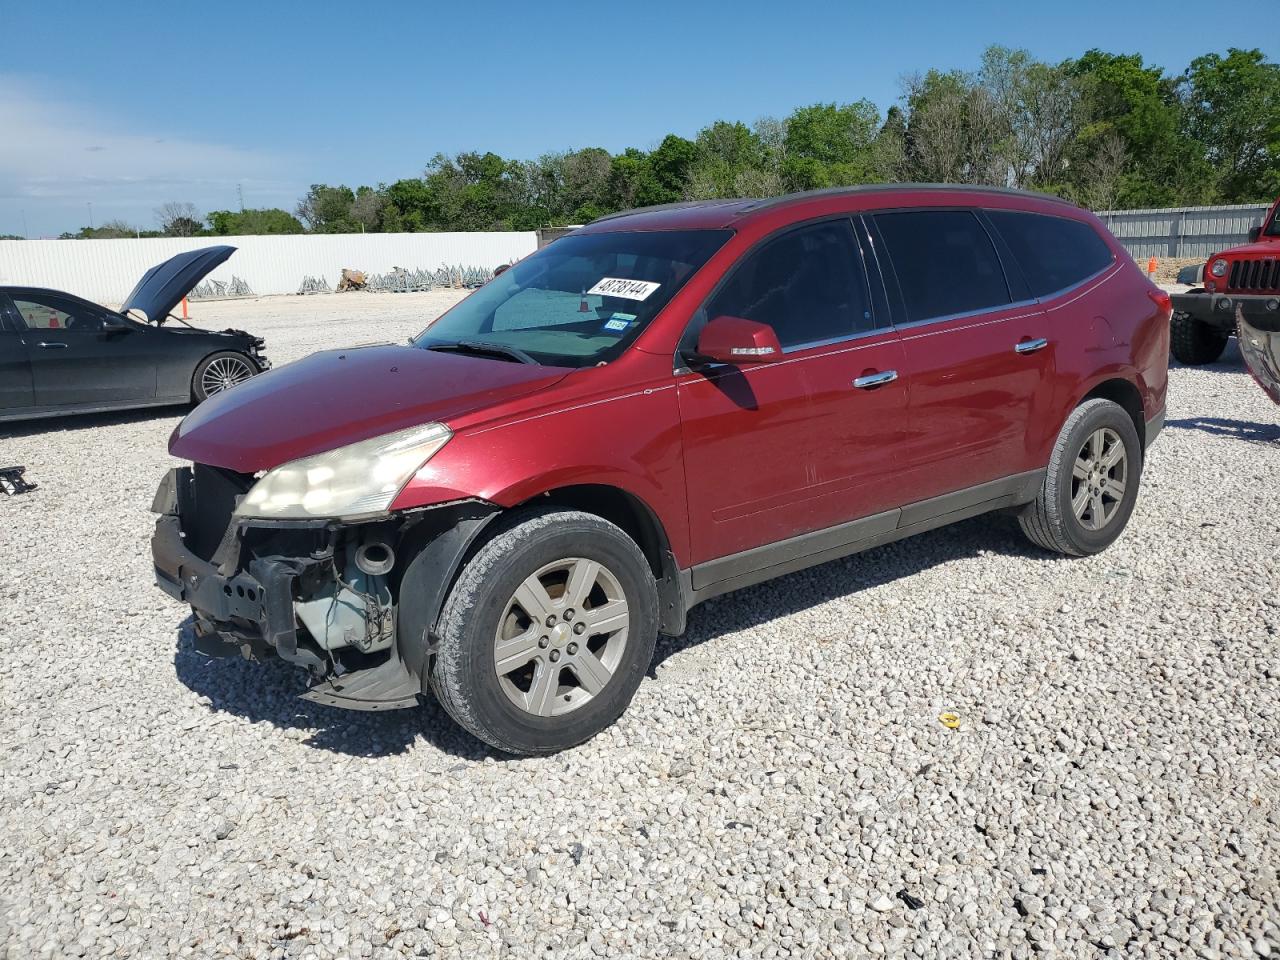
[2,0,1277,236]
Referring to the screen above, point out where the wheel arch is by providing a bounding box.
[510,484,688,636]
[397,483,689,685]
[1078,377,1146,450]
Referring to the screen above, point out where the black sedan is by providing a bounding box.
[0,246,269,423]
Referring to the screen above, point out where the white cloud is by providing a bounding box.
[0,76,299,235]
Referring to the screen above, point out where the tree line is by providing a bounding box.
[55,45,1280,240]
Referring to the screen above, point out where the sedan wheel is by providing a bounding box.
[201,355,254,397]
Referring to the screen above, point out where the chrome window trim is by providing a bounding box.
[1035,260,1119,306]
[779,324,893,355]
[888,297,1041,334]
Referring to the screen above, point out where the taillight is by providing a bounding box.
[1147,288,1172,317]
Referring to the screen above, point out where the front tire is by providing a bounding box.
[192,351,258,402]
[1170,311,1228,365]
[1019,399,1142,557]
[430,509,659,755]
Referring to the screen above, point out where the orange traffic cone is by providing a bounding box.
[1147,256,1157,277]
[579,289,590,313]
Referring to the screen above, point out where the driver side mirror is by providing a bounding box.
[1248,225,1262,243]
[101,317,131,337]
[692,315,783,365]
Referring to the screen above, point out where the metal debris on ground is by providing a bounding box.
[0,466,37,495]
[297,276,332,295]
[190,276,254,299]
[355,264,494,293]
[938,711,961,730]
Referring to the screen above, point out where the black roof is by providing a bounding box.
[589,183,1079,227]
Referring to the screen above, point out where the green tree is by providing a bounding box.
[1181,48,1280,200]
[296,184,358,232]
[207,208,305,235]
[1066,50,1206,206]
[782,101,883,190]
[687,121,762,198]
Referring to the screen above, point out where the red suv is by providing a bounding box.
[152,185,1171,754]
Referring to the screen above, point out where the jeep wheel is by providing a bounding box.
[1170,311,1228,365]
[1019,398,1142,557]
[430,509,658,755]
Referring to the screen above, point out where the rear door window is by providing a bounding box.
[706,218,877,349]
[986,210,1114,297]
[872,210,1011,323]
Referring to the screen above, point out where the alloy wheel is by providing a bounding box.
[1071,427,1127,531]
[201,356,254,397]
[493,557,630,717]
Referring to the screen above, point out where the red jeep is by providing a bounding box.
[152,185,1171,754]
[1170,196,1280,395]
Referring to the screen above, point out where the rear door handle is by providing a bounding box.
[853,370,898,389]
[36,342,69,349]
[1015,338,1049,354]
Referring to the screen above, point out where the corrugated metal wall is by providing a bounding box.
[0,232,538,306]
[1096,204,1271,259]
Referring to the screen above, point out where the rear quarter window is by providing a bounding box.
[986,210,1114,298]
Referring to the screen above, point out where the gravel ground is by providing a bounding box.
[2,291,1277,959]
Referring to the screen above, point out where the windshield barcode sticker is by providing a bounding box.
[587,277,661,301]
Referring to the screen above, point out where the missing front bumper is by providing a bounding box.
[150,467,501,711]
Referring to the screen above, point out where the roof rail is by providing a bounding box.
[587,198,754,224]
[741,182,1078,213]
[585,183,1079,227]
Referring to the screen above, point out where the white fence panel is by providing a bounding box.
[0,232,538,306]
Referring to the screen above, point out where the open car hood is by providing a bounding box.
[120,245,235,323]
[170,343,571,472]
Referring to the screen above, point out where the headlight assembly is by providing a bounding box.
[1210,259,1229,278]
[234,423,452,520]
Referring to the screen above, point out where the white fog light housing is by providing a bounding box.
[235,423,452,520]
[1210,259,1228,277]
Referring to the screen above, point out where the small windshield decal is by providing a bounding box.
[587,277,661,301]
[602,315,633,332]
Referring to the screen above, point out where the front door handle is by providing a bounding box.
[36,342,69,349]
[853,370,898,389]
[1014,337,1049,354]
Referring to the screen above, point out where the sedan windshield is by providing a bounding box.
[412,229,731,367]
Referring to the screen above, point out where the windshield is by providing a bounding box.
[1266,206,1280,238]
[412,229,732,367]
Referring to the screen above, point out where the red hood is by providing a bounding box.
[170,343,570,472]
[1219,239,1280,259]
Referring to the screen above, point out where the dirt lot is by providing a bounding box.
[1,291,1277,959]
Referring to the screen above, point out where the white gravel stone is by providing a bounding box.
[2,293,1278,958]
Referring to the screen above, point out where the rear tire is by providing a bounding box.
[430,508,658,755]
[1170,311,1228,365]
[192,351,258,402]
[1019,399,1142,557]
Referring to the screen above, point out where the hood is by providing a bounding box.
[1215,239,1280,260]
[120,245,235,323]
[170,343,570,472]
